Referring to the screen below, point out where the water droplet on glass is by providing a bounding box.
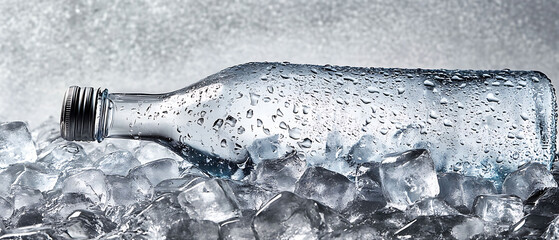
[424,80,435,87]
[197,118,204,125]
[257,119,263,127]
[213,119,224,130]
[279,121,288,129]
[360,97,372,104]
[443,119,453,127]
[380,128,389,135]
[225,116,237,127]
[267,86,274,93]
[250,93,260,106]
[520,113,529,121]
[220,139,227,148]
[440,97,449,104]
[298,138,312,148]
[367,86,380,93]
[277,109,284,117]
[429,111,439,119]
[397,88,405,94]
[289,128,302,140]
[237,126,245,134]
[486,93,500,102]
[246,109,254,118]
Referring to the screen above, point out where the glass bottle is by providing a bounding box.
[60,62,556,181]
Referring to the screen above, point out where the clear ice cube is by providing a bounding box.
[125,193,189,239]
[42,192,101,220]
[127,158,180,186]
[0,164,25,196]
[37,139,91,172]
[294,166,356,211]
[11,185,43,210]
[404,197,460,220]
[64,210,116,239]
[177,178,241,222]
[527,187,559,216]
[0,196,13,220]
[249,152,306,192]
[348,134,385,164]
[252,191,349,239]
[61,169,109,207]
[220,213,257,240]
[379,149,439,210]
[354,162,384,202]
[0,122,37,167]
[166,219,220,240]
[438,172,497,212]
[12,165,58,192]
[228,180,276,211]
[473,194,524,225]
[394,215,484,240]
[502,163,558,200]
[106,175,153,206]
[543,215,559,239]
[96,150,141,176]
[246,135,291,164]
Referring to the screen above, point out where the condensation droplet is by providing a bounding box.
[250,93,260,106]
[289,128,302,140]
[298,138,312,148]
[213,119,224,130]
[246,109,254,118]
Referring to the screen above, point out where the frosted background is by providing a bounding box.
[1,0,558,127]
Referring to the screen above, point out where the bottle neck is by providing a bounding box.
[96,91,175,143]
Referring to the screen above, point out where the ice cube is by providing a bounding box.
[42,192,101,220]
[394,215,484,240]
[126,193,189,239]
[228,180,276,211]
[354,162,384,202]
[11,209,44,227]
[177,178,241,222]
[527,187,559,216]
[154,176,207,196]
[252,191,349,239]
[246,135,291,164]
[341,200,387,223]
[348,134,385,164]
[294,166,356,211]
[11,185,43,210]
[322,223,382,239]
[249,152,306,192]
[544,215,559,239]
[61,169,109,207]
[311,131,353,176]
[96,150,141,176]
[404,197,460,220]
[12,165,58,192]
[37,139,91,172]
[0,164,25,196]
[379,149,439,210]
[0,225,62,238]
[0,122,37,167]
[0,196,14,220]
[166,219,220,240]
[128,158,180,186]
[31,117,61,154]
[106,174,153,206]
[438,172,497,212]
[473,194,523,225]
[220,212,256,240]
[134,142,183,164]
[502,163,558,200]
[64,210,117,239]
[510,214,555,239]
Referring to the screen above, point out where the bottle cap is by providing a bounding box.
[60,86,99,141]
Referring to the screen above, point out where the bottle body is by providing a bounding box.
[62,62,556,182]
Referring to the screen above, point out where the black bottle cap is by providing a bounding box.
[60,86,99,141]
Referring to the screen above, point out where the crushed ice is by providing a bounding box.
[1,119,559,239]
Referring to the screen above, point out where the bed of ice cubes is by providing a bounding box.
[2,119,559,239]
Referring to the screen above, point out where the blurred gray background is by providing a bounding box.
[1,0,558,127]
